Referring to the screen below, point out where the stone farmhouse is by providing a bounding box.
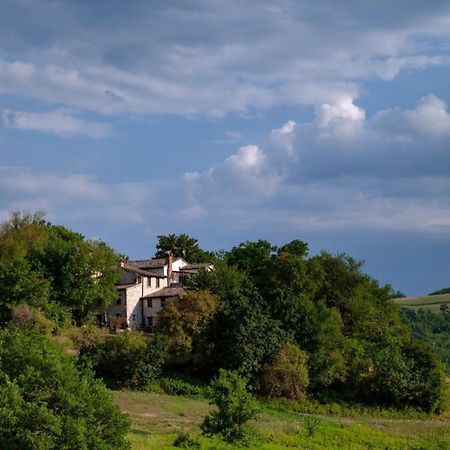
[101,253,211,330]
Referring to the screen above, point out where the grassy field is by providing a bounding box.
[113,390,450,450]
[394,293,450,313]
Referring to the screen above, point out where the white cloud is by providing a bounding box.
[178,94,450,234]
[1,108,111,138]
[0,1,450,118]
[227,145,265,172]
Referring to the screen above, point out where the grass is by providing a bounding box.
[113,390,450,449]
[394,293,450,313]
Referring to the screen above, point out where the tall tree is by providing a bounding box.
[154,233,213,262]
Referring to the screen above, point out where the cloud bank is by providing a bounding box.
[0,0,450,119]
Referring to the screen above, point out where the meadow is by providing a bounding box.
[395,294,450,313]
[114,390,450,450]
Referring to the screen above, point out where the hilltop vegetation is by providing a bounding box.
[0,212,449,448]
[395,293,450,313]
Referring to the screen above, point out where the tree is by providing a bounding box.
[81,332,168,388]
[225,240,276,287]
[154,233,213,262]
[28,225,120,321]
[0,212,121,323]
[0,326,130,449]
[368,339,447,412]
[201,370,258,443]
[156,291,220,364]
[261,343,309,399]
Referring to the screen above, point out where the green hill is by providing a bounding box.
[394,293,450,313]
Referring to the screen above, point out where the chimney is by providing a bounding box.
[166,251,173,286]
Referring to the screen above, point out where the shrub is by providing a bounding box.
[81,332,168,388]
[261,343,309,399]
[173,432,201,448]
[201,369,258,444]
[299,415,322,437]
[10,303,33,327]
[369,340,448,412]
[160,375,205,396]
[0,326,130,449]
[156,290,220,363]
[68,324,108,351]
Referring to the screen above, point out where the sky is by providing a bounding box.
[1,0,450,295]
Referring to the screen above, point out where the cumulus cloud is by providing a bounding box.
[1,108,111,138]
[3,95,450,238]
[180,95,450,234]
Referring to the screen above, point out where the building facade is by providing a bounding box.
[102,254,211,330]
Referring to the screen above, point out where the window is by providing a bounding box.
[147,317,153,327]
[115,313,121,318]
[156,277,160,288]
[161,298,166,308]
[147,277,152,287]
[116,297,121,305]
[136,276,142,284]
[132,314,136,322]
[147,299,153,308]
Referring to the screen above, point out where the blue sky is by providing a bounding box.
[2,0,450,295]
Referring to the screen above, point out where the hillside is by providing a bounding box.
[114,390,450,449]
[394,293,450,313]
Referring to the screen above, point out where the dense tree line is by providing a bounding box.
[0,214,447,424]
[0,211,120,325]
[401,306,450,373]
[163,239,447,412]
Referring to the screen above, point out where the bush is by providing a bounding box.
[369,339,448,412]
[160,375,205,396]
[81,332,168,388]
[0,326,130,449]
[201,369,258,444]
[68,324,108,351]
[261,343,309,399]
[173,432,201,448]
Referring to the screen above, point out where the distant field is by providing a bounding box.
[113,390,450,450]
[394,293,450,313]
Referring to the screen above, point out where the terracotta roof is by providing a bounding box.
[141,286,186,299]
[121,264,166,278]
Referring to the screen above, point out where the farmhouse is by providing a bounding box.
[102,253,211,330]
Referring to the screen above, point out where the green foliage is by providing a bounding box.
[226,239,277,286]
[430,287,450,296]
[173,432,201,448]
[156,291,220,364]
[0,258,50,322]
[201,370,258,444]
[368,339,448,412]
[298,415,322,437]
[0,211,120,324]
[261,343,309,400]
[160,375,206,397]
[28,225,120,321]
[82,332,168,388]
[0,326,130,449]
[154,233,213,262]
[207,295,287,380]
[188,238,448,412]
[401,307,450,372]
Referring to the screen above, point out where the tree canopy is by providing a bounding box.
[0,325,130,449]
[154,233,214,263]
[0,211,120,323]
